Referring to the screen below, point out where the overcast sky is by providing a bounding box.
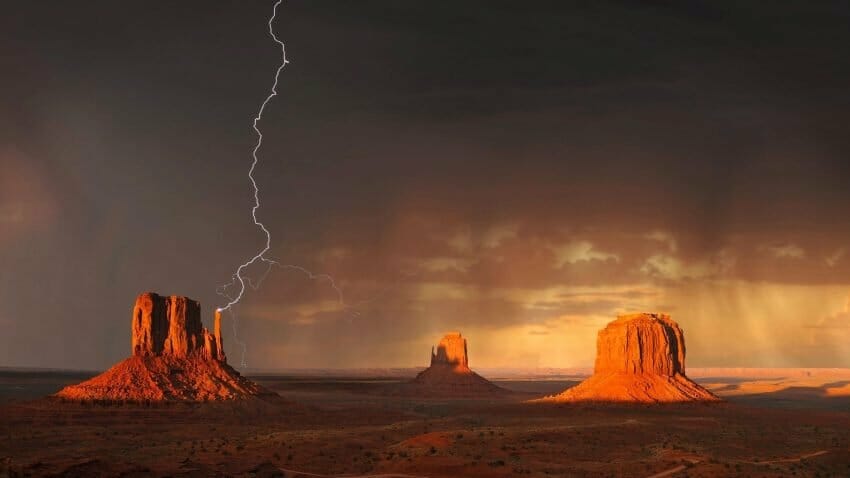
[2,1,850,370]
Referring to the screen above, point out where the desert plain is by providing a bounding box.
[2,367,850,478]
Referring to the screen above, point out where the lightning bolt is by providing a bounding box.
[216,0,346,367]
[217,0,286,315]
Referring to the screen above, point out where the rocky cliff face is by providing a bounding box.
[537,313,718,403]
[214,308,226,361]
[594,313,685,376]
[131,292,223,361]
[430,332,469,369]
[56,292,265,402]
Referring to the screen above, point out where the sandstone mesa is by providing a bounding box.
[539,313,719,403]
[412,332,504,394]
[56,292,270,402]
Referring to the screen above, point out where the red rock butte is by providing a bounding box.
[538,313,719,403]
[56,292,270,402]
[430,332,469,368]
[412,332,504,394]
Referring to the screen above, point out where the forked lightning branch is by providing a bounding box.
[216,0,343,366]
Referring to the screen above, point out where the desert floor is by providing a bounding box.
[1,369,850,477]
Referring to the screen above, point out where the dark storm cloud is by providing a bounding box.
[2,1,850,368]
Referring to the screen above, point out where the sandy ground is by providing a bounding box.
[1,368,850,477]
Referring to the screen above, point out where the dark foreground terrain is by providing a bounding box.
[1,369,850,477]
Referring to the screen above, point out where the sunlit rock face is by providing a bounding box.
[213,308,225,362]
[594,313,685,376]
[430,332,469,369]
[56,293,265,402]
[131,292,223,361]
[538,313,719,403]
